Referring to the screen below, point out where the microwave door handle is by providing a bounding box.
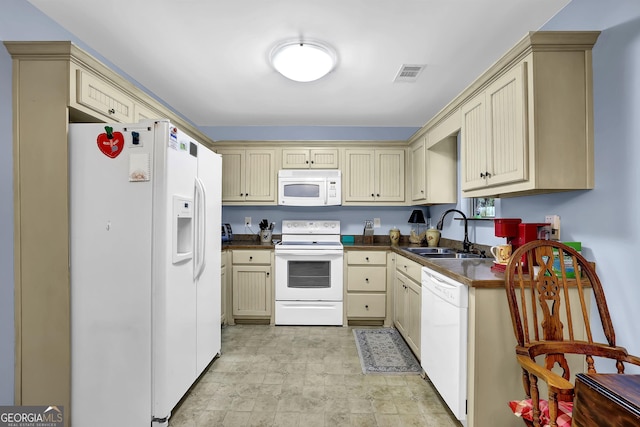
[325,180,329,205]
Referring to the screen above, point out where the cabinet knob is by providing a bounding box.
[306,160,309,164]
[365,305,369,310]
[371,193,375,197]
[480,172,485,178]
[376,193,380,197]
[365,257,369,261]
[311,160,314,164]
[108,108,115,114]
[421,190,424,193]
[249,256,253,260]
[266,272,270,277]
[485,172,492,178]
[365,278,369,283]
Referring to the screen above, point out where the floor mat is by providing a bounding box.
[353,328,422,374]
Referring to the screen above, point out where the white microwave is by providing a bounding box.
[278,169,342,206]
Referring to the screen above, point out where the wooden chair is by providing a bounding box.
[504,240,640,427]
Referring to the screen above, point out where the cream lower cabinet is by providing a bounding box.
[465,286,590,427]
[345,250,388,325]
[221,251,228,325]
[231,250,273,322]
[344,149,405,204]
[394,255,421,359]
[217,149,276,204]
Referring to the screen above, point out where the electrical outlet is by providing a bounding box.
[545,215,561,240]
[245,217,251,227]
[373,218,381,228]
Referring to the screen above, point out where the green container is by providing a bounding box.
[553,242,581,278]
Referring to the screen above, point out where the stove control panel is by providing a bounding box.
[282,220,340,235]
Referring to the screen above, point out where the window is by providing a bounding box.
[471,197,495,218]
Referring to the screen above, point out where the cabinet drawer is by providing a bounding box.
[347,267,386,291]
[396,256,422,282]
[232,250,271,264]
[347,251,386,265]
[347,294,386,318]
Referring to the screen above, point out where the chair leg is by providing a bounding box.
[548,393,558,427]
[530,374,541,427]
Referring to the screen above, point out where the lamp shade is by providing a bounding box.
[408,209,426,224]
[270,39,337,82]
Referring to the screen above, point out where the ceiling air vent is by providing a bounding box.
[394,64,426,83]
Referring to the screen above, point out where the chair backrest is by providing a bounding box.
[504,240,617,380]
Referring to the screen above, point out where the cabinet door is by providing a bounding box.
[461,92,488,191]
[281,149,310,168]
[375,149,405,202]
[485,63,527,187]
[76,69,135,122]
[218,149,245,202]
[394,272,409,338]
[232,265,272,317]
[344,149,375,201]
[426,135,457,204]
[245,150,276,202]
[309,149,339,169]
[406,278,421,358]
[410,138,426,202]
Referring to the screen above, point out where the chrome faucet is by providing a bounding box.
[436,209,472,253]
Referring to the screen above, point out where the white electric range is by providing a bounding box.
[274,220,343,325]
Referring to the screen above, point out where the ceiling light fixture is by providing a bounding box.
[270,39,337,83]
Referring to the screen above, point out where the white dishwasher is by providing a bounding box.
[421,266,468,426]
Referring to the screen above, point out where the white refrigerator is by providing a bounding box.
[69,120,222,426]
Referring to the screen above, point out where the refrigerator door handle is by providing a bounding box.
[194,177,207,281]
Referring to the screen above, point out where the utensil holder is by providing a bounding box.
[259,230,272,243]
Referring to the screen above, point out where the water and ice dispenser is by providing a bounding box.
[172,196,193,263]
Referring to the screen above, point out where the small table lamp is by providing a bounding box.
[408,209,426,244]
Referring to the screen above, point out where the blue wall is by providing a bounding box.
[2,0,640,403]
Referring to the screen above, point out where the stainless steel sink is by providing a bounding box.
[401,247,457,255]
[401,247,481,259]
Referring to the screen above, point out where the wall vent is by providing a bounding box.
[394,64,426,82]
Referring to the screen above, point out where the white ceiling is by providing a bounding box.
[27,0,570,128]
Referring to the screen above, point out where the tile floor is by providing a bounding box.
[169,325,460,427]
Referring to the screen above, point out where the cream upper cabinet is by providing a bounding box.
[458,32,599,197]
[282,148,339,169]
[218,149,276,204]
[410,109,459,206]
[410,137,426,203]
[74,69,136,123]
[344,148,405,203]
[461,63,527,192]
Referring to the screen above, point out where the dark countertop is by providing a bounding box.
[222,235,504,288]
